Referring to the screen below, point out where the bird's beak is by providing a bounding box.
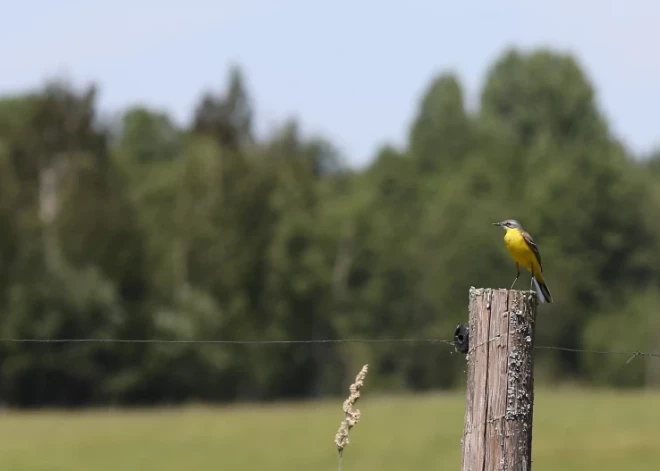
[492,222,502,226]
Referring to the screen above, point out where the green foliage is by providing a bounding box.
[115,107,181,162]
[0,50,660,407]
[409,73,473,172]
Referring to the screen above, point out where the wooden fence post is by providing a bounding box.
[460,287,538,471]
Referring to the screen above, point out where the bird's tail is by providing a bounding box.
[532,275,552,304]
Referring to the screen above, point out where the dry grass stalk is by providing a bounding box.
[334,364,369,457]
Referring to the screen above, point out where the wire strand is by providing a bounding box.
[0,337,659,360]
[0,337,454,345]
[534,345,660,360]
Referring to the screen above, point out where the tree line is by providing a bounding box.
[1,47,660,407]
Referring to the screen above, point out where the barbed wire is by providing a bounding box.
[0,337,659,362]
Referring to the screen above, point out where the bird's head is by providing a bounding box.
[492,219,522,231]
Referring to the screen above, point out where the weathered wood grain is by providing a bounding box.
[461,288,537,471]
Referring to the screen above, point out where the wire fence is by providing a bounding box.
[1,336,660,362]
[2,334,659,471]
[0,337,451,345]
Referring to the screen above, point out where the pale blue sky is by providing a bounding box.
[2,0,659,166]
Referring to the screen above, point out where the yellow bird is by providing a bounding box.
[493,219,553,303]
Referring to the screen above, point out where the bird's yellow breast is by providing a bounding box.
[503,228,535,267]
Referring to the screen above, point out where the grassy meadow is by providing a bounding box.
[1,389,659,470]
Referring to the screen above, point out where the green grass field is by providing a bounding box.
[1,389,659,470]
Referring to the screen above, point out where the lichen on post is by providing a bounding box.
[461,287,537,471]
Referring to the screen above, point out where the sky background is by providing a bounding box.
[2,0,659,167]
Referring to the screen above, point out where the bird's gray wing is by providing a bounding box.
[522,230,543,272]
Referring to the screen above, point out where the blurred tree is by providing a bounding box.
[115,106,181,163]
[478,49,660,377]
[192,66,253,151]
[481,49,607,147]
[582,288,660,387]
[250,121,343,398]
[0,82,141,406]
[409,73,473,173]
[1,48,660,407]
